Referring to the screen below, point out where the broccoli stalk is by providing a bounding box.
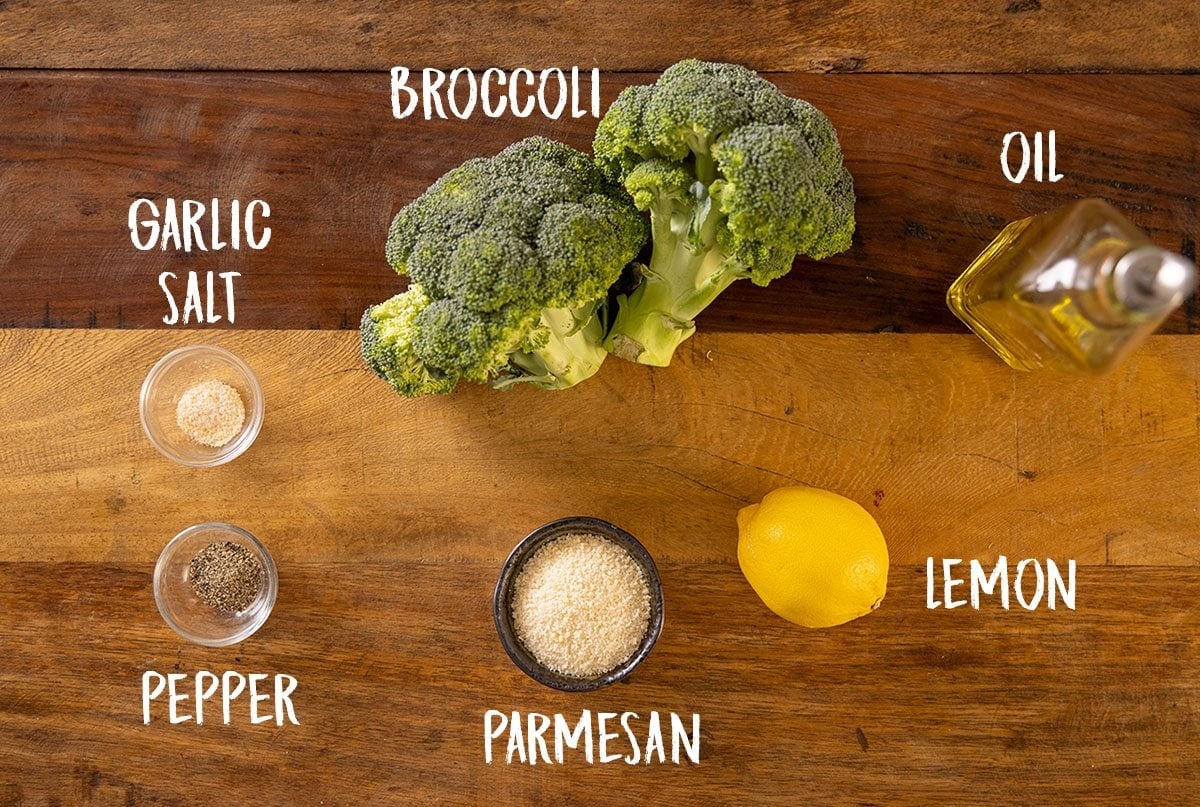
[607,177,745,363]
[499,301,609,390]
[594,60,857,366]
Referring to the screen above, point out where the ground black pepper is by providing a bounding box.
[189,541,265,613]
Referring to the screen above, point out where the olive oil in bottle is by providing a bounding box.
[947,198,1197,372]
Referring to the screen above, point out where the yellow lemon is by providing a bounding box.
[737,485,888,628]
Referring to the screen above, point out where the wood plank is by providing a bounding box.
[2,329,1198,567]
[0,72,1197,334]
[0,1,1197,72]
[1,563,1196,802]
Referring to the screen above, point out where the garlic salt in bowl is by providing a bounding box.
[139,344,263,467]
[494,517,664,692]
[154,522,278,647]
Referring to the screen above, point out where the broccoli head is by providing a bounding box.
[361,136,648,395]
[593,59,856,365]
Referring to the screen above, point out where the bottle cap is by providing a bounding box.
[1113,246,1198,315]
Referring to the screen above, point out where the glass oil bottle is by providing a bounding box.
[947,198,1197,372]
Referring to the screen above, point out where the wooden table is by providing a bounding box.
[2,3,1199,803]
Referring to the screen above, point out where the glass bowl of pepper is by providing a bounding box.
[154,522,278,646]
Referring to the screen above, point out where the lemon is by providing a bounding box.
[737,485,888,628]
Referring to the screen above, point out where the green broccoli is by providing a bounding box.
[361,136,647,395]
[593,59,856,366]
[360,285,456,397]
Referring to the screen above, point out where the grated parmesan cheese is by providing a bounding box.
[176,379,246,447]
[511,533,651,678]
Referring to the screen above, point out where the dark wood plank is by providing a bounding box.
[0,72,1196,334]
[0,1,1197,72]
[1,563,1196,802]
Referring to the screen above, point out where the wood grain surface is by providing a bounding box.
[0,72,1197,334]
[3,2,1200,802]
[0,1,1197,73]
[1,563,1196,804]
[2,329,1199,566]
[0,329,1198,802]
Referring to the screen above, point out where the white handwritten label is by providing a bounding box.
[926,557,1076,610]
[141,670,300,726]
[129,198,270,252]
[1001,130,1063,184]
[158,270,241,325]
[391,67,600,121]
[483,710,700,765]
[128,197,269,325]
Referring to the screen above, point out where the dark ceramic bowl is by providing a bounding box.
[494,516,664,692]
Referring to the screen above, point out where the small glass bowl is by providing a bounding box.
[139,345,263,467]
[154,522,278,647]
[494,516,664,692]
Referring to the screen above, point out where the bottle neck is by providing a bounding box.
[1095,243,1197,321]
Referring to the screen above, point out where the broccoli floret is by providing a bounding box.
[362,136,647,395]
[361,285,458,397]
[593,60,856,365]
